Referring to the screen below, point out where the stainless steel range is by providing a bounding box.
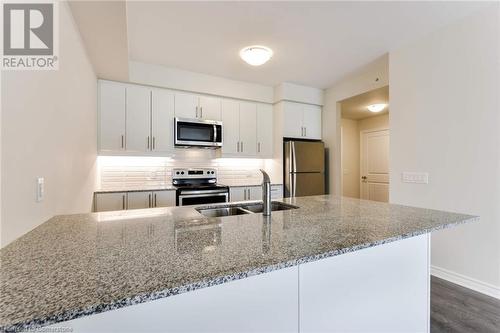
[172,168,229,206]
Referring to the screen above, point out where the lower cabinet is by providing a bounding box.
[94,192,127,212]
[229,186,262,202]
[94,190,175,212]
[271,184,283,199]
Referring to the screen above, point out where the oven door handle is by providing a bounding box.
[178,193,229,199]
[178,190,228,195]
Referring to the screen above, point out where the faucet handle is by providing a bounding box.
[260,169,271,183]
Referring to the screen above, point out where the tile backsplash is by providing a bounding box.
[97,150,272,190]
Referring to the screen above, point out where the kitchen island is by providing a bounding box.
[0,195,476,332]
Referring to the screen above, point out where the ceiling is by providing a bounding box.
[70,1,491,88]
[341,86,389,120]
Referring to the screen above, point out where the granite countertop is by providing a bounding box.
[94,182,283,193]
[0,195,477,331]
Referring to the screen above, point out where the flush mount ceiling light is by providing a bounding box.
[239,45,273,66]
[367,103,387,113]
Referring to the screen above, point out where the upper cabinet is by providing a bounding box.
[221,100,272,157]
[282,101,322,140]
[99,81,126,152]
[174,92,221,121]
[98,80,272,157]
[256,104,273,157]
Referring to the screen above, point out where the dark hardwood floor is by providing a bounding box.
[431,276,500,333]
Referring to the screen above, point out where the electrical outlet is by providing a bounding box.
[36,177,44,202]
[401,172,429,184]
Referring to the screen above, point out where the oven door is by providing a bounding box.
[177,189,229,206]
[175,118,223,148]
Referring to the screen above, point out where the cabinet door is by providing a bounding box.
[229,187,246,202]
[99,81,126,151]
[271,185,283,199]
[199,95,221,120]
[302,105,322,139]
[153,190,176,208]
[256,103,273,157]
[239,102,257,156]
[248,186,263,200]
[283,102,304,138]
[126,85,151,152]
[151,89,174,153]
[127,191,152,210]
[94,192,126,212]
[221,99,240,155]
[174,92,198,119]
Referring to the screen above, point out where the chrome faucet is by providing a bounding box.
[260,169,271,216]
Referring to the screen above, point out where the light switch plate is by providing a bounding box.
[401,172,429,184]
[36,177,44,202]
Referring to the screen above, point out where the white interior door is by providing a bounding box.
[151,88,174,153]
[360,129,390,202]
[199,95,222,120]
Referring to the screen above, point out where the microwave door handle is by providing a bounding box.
[213,124,217,143]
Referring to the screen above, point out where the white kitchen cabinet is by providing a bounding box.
[152,190,176,208]
[238,102,257,156]
[126,86,151,152]
[229,187,245,202]
[174,92,221,121]
[199,95,221,120]
[151,89,174,153]
[127,191,152,210]
[230,186,262,202]
[94,192,126,212]
[221,99,240,155]
[302,104,322,140]
[99,81,126,151]
[271,184,283,199]
[174,92,198,119]
[283,101,322,140]
[256,103,273,157]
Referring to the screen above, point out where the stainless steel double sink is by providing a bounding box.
[196,201,299,218]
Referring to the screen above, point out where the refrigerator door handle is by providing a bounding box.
[291,141,296,173]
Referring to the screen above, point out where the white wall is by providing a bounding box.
[0,2,97,247]
[390,5,500,295]
[323,55,389,195]
[129,61,274,103]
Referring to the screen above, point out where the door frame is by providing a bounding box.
[360,127,389,200]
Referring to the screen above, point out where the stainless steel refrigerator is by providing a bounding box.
[284,140,325,197]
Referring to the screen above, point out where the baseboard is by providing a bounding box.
[431,265,500,300]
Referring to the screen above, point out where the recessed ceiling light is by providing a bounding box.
[239,45,273,66]
[367,103,387,113]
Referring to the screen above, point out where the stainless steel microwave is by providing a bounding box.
[174,118,223,148]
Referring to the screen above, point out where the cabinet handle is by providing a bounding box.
[147,136,150,149]
[195,106,198,118]
[148,193,152,208]
[244,188,247,200]
[258,142,261,153]
[241,141,243,152]
[304,127,307,137]
[200,106,203,118]
[122,195,125,210]
[154,193,157,207]
[153,136,156,150]
[237,141,240,152]
[121,135,124,149]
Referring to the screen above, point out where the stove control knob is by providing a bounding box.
[181,171,184,175]
[176,171,180,175]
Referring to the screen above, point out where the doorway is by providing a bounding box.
[340,86,389,202]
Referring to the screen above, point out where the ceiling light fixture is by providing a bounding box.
[367,103,387,113]
[239,45,273,66]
